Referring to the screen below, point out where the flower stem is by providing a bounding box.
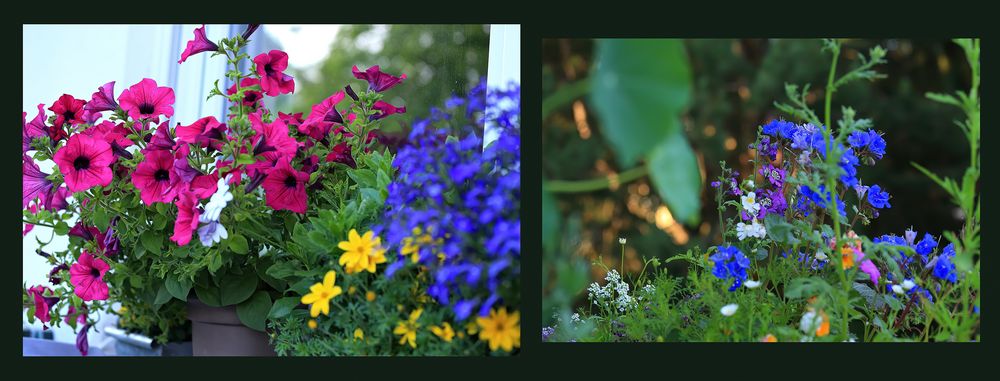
[823,40,851,341]
[545,165,648,193]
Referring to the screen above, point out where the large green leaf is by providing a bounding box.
[165,275,193,301]
[237,291,272,332]
[647,130,702,225]
[268,296,301,319]
[591,39,692,167]
[195,271,259,306]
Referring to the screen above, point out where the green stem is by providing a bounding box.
[541,78,592,120]
[823,41,850,341]
[24,219,55,228]
[546,165,648,193]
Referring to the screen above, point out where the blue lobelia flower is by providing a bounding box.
[710,245,750,292]
[932,243,958,283]
[867,184,891,209]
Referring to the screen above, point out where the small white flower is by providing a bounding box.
[799,310,822,334]
[902,279,916,291]
[891,284,905,295]
[744,280,762,289]
[737,219,766,241]
[736,222,750,241]
[720,303,739,317]
[815,249,828,261]
[741,192,761,215]
[746,180,755,188]
[618,237,626,245]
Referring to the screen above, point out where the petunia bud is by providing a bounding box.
[344,84,359,102]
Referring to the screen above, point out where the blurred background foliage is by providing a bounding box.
[541,39,973,326]
[289,25,490,135]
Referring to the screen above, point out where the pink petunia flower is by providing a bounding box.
[53,133,114,193]
[351,65,406,92]
[84,81,119,113]
[23,104,49,153]
[370,100,406,121]
[253,50,295,96]
[301,91,345,140]
[178,24,220,64]
[23,156,53,207]
[27,285,59,326]
[325,142,357,168]
[176,116,227,150]
[249,111,298,158]
[262,157,309,214]
[227,77,263,108]
[69,252,110,301]
[132,149,180,205]
[171,144,200,183]
[170,190,200,246]
[41,186,70,212]
[189,172,219,200]
[83,121,136,159]
[49,94,87,128]
[118,78,175,122]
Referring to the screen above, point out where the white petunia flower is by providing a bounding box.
[744,279,762,289]
[902,279,916,290]
[198,220,229,247]
[737,219,767,241]
[815,249,828,261]
[720,303,739,317]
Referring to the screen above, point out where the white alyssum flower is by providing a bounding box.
[891,284,905,295]
[746,180,755,188]
[800,310,823,335]
[744,279,762,289]
[586,269,638,313]
[736,219,766,241]
[618,237,627,245]
[741,191,761,215]
[720,303,739,317]
[571,313,582,323]
[902,279,916,291]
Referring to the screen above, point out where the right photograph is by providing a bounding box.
[541,39,980,342]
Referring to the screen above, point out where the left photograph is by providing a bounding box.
[22,24,520,356]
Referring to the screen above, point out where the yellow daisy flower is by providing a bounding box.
[300,271,343,317]
[365,291,376,302]
[354,328,364,341]
[338,229,387,274]
[430,322,455,342]
[393,308,422,349]
[307,319,318,330]
[476,307,520,352]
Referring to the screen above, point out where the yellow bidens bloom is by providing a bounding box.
[338,229,387,274]
[365,291,376,302]
[476,307,520,352]
[354,328,364,341]
[301,271,343,317]
[393,308,422,348]
[430,322,455,342]
[308,319,318,330]
[348,286,357,295]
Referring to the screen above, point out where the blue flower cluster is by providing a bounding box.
[933,243,958,283]
[710,245,750,291]
[867,184,891,209]
[795,184,846,218]
[847,129,887,159]
[761,120,886,189]
[874,229,937,268]
[379,80,520,321]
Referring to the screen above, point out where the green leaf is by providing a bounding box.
[165,276,193,301]
[266,261,300,280]
[764,214,798,245]
[228,234,249,255]
[236,291,271,332]
[784,277,832,299]
[883,294,904,311]
[647,129,701,225]
[154,282,173,305]
[268,296,301,319]
[54,221,70,236]
[92,207,110,232]
[220,271,258,306]
[236,153,256,166]
[591,39,692,166]
[141,230,162,256]
[194,284,222,307]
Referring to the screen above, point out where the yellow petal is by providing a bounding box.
[362,230,374,242]
[329,286,343,298]
[348,229,361,244]
[337,241,354,251]
[301,292,319,305]
[323,271,336,288]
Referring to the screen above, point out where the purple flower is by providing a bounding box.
[84,81,118,113]
[759,164,785,188]
[178,24,220,64]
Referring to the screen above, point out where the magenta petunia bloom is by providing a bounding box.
[325,142,357,168]
[170,190,200,246]
[227,77,263,108]
[262,157,309,214]
[176,116,227,150]
[859,258,880,286]
[301,91,345,140]
[53,133,114,193]
[253,50,295,96]
[118,78,175,122]
[84,81,119,113]
[172,144,200,183]
[76,324,91,356]
[146,121,177,152]
[189,172,219,200]
[23,104,49,153]
[23,156,53,207]
[69,222,118,257]
[49,94,87,128]
[83,121,135,159]
[178,24,220,64]
[69,251,110,301]
[27,285,59,326]
[132,149,180,205]
[42,186,70,212]
[370,100,406,120]
[250,111,299,158]
[352,65,407,92]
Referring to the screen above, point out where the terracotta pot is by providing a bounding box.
[186,298,276,356]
